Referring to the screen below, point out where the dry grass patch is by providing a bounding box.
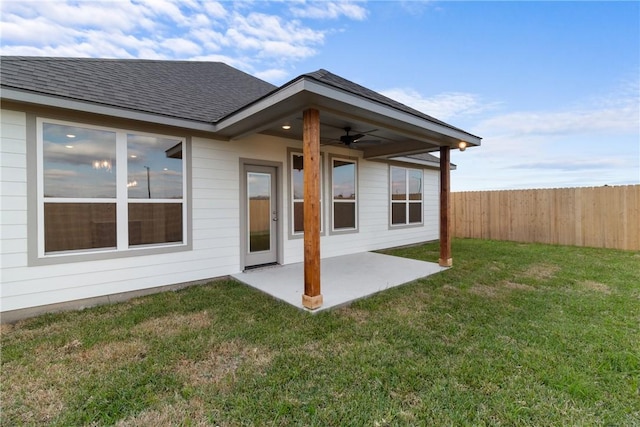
[174,339,272,390]
[524,263,560,280]
[71,339,148,364]
[579,280,612,294]
[501,280,536,291]
[469,284,502,298]
[114,398,213,427]
[1,362,68,424]
[133,310,211,337]
[441,284,461,293]
[337,307,371,324]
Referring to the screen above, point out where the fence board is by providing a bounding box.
[452,185,640,251]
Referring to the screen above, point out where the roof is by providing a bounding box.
[1,56,480,153]
[0,57,277,122]
[300,69,469,136]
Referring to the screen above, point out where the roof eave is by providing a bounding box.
[389,156,458,170]
[1,87,218,133]
[215,76,482,149]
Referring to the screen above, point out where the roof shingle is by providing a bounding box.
[0,57,277,123]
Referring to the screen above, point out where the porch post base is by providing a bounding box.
[439,257,453,267]
[302,294,323,310]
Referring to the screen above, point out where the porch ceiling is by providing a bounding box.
[215,77,481,159]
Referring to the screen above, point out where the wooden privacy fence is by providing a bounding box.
[451,185,640,251]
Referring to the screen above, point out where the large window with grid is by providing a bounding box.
[390,166,423,226]
[38,119,186,257]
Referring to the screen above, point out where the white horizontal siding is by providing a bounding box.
[1,109,443,314]
[1,110,28,285]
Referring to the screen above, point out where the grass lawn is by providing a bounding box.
[1,239,639,426]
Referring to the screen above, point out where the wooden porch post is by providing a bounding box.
[302,108,323,309]
[439,146,453,267]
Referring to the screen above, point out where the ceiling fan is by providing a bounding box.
[339,127,366,146]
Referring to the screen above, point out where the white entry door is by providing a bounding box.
[244,165,278,268]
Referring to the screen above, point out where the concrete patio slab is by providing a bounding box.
[231,252,448,312]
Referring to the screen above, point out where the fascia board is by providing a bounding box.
[1,88,218,133]
[390,156,458,170]
[302,80,482,146]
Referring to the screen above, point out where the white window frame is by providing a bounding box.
[36,117,188,259]
[389,166,424,228]
[330,156,358,234]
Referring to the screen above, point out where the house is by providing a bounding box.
[0,57,481,321]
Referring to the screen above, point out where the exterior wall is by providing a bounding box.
[1,108,440,317]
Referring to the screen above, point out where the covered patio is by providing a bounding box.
[231,251,448,312]
[218,70,481,310]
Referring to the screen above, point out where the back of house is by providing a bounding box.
[0,57,480,321]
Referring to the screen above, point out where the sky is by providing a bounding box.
[2,0,638,191]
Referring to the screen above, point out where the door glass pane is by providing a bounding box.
[248,172,271,252]
[43,123,116,198]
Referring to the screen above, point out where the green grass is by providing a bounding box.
[2,239,639,426]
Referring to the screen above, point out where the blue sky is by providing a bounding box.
[2,0,638,191]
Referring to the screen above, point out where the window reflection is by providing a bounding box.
[127,135,183,199]
[390,166,423,226]
[43,123,116,198]
[248,172,271,252]
[332,159,357,231]
[290,153,323,234]
[409,169,422,200]
[391,167,406,201]
[332,160,355,200]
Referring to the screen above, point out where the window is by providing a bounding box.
[390,166,423,226]
[289,151,322,236]
[331,157,357,231]
[38,119,186,256]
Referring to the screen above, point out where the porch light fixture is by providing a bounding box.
[282,124,291,130]
[458,141,467,152]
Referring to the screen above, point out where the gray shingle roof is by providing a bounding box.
[1,57,476,140]
[0,57,277,122]
[301,69,470,135]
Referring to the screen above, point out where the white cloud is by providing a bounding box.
[474,105,639,138]
[255,68,291,82]
[447,78,640,191]
[161,38,203,56]
[380,88,498,121]
[0,0,363,81]
[291,1,368,20]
